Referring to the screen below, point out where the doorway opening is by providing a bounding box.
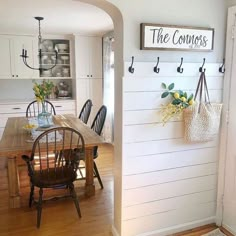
[77,1,124,235]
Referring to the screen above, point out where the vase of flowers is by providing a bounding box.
[33,80,54,128]
[160,82,194,125]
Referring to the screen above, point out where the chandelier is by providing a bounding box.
[20,17,58,73]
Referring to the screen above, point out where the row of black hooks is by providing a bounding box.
[128,56,226,74]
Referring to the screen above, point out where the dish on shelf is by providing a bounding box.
[61,55,69,64]
[41,70,52,77]
[41,55,48,63]
[51,55,57,62]
[57,96,72,99]
[58,90,69,97]
[56,72,62,77]
[56,43,68,53]
[41,40,53,52]
[52,67,62,77]
[47,45,54,52]
[61,67,70,77]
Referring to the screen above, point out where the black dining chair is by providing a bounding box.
[26,100,56,117]
[91,105,107,189]
[77,105,107,189]
[78,99,93,124]
[22,127,85,228]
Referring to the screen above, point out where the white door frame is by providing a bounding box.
[216,5,236,226]
[76,1,124,235]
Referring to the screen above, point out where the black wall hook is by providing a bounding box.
[199,58,206,72]
[219,59,225,73]
[128,56,135,73]
[154,57,160,73]
[177,57,184,73]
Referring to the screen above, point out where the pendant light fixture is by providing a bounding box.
[20,17,58,73]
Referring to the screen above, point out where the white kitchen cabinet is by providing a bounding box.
[0,37,12,78]
[0,35,39,79]
[75,35,103,124]
[76,78,103,125]
[0,102,28,140]
[75,35,102,79]
[51,99,76,115]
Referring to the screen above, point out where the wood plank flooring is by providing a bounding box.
[173,224,234,236]
[0,144,233,236]
[0,144,114,236]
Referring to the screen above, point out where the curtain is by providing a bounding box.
[102,32,114,143]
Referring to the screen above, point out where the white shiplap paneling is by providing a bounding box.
[123,147,218,175]
[122,62,223,235]
[123,190,216,220]
[123,163,217,189]
[123,175,217,206]
[124,89,222,111]
[122,202,216,236]
[124,121,183,143]
[124,138,218,157]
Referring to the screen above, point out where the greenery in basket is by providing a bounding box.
[33,80,54,102]
[160,82,194,125]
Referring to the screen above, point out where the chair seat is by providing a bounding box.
[32,167,77,187]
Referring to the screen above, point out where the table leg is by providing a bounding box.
[7,156,20,208]
[85,147,95,197]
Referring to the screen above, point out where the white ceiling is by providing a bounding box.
[0,0,113,36]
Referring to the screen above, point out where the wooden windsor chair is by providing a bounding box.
[22,127,85,228]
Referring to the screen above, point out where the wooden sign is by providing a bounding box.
[140,23,214,51]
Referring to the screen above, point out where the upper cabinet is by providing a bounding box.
[75,35,102,79]
[40,38,72,78]
[0,35,39,79]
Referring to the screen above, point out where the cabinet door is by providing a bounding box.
[89,78,103,123]
[76,78,103,125]
[90,37,102,78]
[0,37,13,78]
[52,100,76,115]
[75,36,90,78]
[76,79,90,111]
[11,36,39,78]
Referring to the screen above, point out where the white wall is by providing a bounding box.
[109,0,226,62]
[0,80,35,100]
[103,0,227,235]
[0,0,228,235]
[122,63,223,235]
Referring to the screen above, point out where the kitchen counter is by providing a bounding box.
[0,98,75,104]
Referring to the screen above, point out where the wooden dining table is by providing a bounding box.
[0,114,105,208]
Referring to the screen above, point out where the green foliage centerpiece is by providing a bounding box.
[160,82,194,125]
[33,80,54,128]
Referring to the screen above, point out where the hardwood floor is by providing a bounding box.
[173,224,234,236]
[0,144,233,236]
[0,144,114,236]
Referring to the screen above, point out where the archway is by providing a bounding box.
[76,0,124,234]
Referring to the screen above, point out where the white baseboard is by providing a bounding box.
[222,223,236,235]
[111,224,120,236]
[138,217,216,236]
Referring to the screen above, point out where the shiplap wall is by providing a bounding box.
[122,62,224,236]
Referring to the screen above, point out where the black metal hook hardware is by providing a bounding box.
[153,57,160,73]
[219,59,225,73]
[177,57,184,73]
[199,58,206,72]
[128,56,135,73]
